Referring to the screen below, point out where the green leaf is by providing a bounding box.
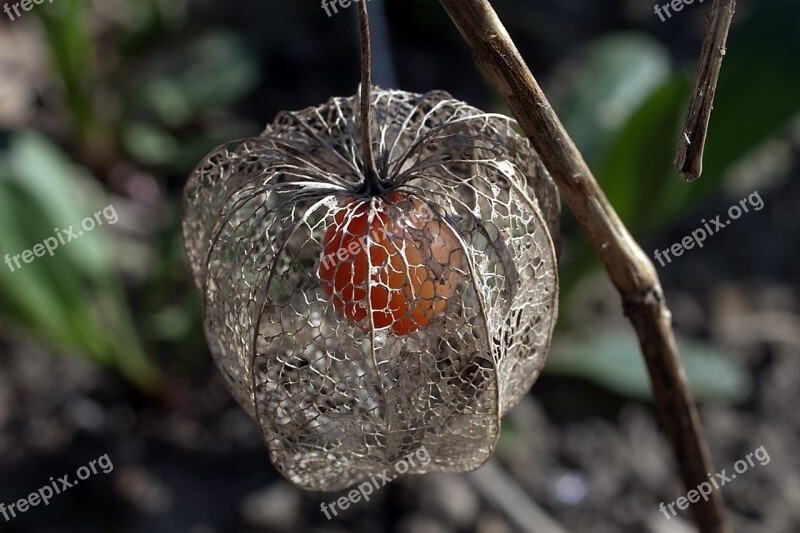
[597,76,693,233]
[546,330,752,404]
[0,133,160,390]
[7,132,110,276]
[555,33,671,168]
[34,0,96,142]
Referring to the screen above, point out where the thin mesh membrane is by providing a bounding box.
[183,89,559,491]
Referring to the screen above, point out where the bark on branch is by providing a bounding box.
[437,1,731,532]
[675,0,737,181]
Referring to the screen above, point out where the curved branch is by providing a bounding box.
[437,1,731,532]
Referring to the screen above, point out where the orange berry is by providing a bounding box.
[319,194,461,335]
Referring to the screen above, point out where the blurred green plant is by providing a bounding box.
[546,0,799,400]
[124,30,260,173]
[2,0,259,390]
[0,132,161,391]
[547,330,752,403]
[34,0,97,146]
[555,2,800,294]
[34,0,258,177]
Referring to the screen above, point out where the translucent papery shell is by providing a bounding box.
[183,89,559,491]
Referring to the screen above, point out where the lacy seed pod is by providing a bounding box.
[183,88,559,491]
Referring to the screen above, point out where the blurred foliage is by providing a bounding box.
[33,0,258,177]
[557,34,672,170]
[546,0,799,398]
[555,0,800,294]
[0,0,257,391]
[0,132,160,389]
[547,330,752,404]
[35,0,97,144]
[124,31,260,172]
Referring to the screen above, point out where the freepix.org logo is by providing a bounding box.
[3,0,59,22]
[652,191,764,268]
[659,445,770,520]
[320,447,431,519]
[321,0,374,18]
[3,204,118,274]
[0,454,114,523]
[653,0,708,22]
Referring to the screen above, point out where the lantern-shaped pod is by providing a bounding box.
[183,89,559,491]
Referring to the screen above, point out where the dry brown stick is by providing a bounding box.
[438,1,731,532]
[675,0,737,182]
[358,0,379,188]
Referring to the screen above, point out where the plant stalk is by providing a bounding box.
[358,0,381,193]
[437,1,731,532]
[675,0,737,181]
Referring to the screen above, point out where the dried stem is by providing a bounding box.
[358,0,380,192]
[675,0,737,181]
[438,1,731,532]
